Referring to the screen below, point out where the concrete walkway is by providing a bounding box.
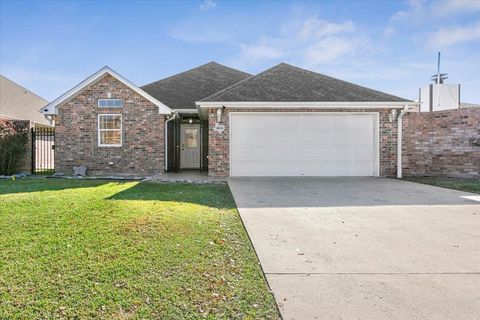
[228,177,480,320]
[149,170,226,184]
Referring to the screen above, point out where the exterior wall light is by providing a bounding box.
[216,108,223,123]
[389,109,398,122]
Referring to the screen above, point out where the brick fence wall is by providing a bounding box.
[208,108,399,177]
[402,108,480,178]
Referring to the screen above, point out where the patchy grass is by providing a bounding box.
[0,179,279,319]
[403,176,480,194]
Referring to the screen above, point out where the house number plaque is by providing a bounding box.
[214,123,225,133]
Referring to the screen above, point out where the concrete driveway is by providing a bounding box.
[228,177,480,320]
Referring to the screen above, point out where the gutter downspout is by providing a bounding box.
[43,114,54,126]
[397,105,408,178]
[164,112,177,173]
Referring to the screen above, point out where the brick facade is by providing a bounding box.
[55,74,165,176]
[208,108,400,177]
[402,108,480,178]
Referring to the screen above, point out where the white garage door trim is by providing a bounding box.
[229,112,380,177]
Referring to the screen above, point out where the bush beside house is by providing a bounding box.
[0,119,30,175]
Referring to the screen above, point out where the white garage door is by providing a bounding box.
[230,113,378,177]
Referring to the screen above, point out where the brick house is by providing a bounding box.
[41,62,418,177]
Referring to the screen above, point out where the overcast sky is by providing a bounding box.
[1,0,479,102]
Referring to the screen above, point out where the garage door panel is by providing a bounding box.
[230,113,377,177]
[300,117,324,130]
[238,130,303,145]
[255,116,295,130]
[301,162,338,176]
[315,117,336,128]
[351,131,375,143]
[268,132,301,145]
[234,132,266,146]
[337,147,374,161]
[235,117,265,129]
[232,146,299,161]
[302,147,338,160]
[231,160,301,176]
[305,133,337,145]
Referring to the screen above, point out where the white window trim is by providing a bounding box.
[98,114,122,147]
[98,98,123,108]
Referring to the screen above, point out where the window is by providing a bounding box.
[98,99,123,108]
[185,128,198,148]
[98,114,122,146]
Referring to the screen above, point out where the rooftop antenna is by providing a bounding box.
[430,52,448,84]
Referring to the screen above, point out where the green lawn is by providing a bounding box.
[403,176,480,194]
[0,179,279,319]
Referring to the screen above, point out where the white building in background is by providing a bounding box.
[419,83,460,112]
[418,52,479,112]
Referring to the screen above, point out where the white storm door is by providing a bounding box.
[180,124,200,169]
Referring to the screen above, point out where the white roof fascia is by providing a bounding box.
[175,109,199,114]
[195,101,419,119]
[196,101,420,108]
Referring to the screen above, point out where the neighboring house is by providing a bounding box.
[41,62,418,177]
[0,75,50,126]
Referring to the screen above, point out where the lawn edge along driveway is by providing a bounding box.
[0,178,280,319]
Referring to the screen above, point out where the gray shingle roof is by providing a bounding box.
[141,62,251,109]
[201,63,410,102]
[0,75,50,125]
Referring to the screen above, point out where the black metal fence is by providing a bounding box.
[31,127,55,174]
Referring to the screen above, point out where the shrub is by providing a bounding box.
[0,120,29,175]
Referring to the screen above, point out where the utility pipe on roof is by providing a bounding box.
[397,105,409,178]
[164,112,177,173]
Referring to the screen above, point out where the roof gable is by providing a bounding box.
[200,63,410,103]
[141,62,251,110]
[41,66,171,115]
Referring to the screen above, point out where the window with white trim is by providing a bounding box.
[98,99,123,107]
[98,114,122,146]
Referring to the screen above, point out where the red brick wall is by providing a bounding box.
[55,74,165,176]
[403,108,480,178]
[208,108,399,177]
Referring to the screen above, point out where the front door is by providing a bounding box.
[180,124,200,169]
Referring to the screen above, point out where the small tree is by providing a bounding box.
[0,120,29,175]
